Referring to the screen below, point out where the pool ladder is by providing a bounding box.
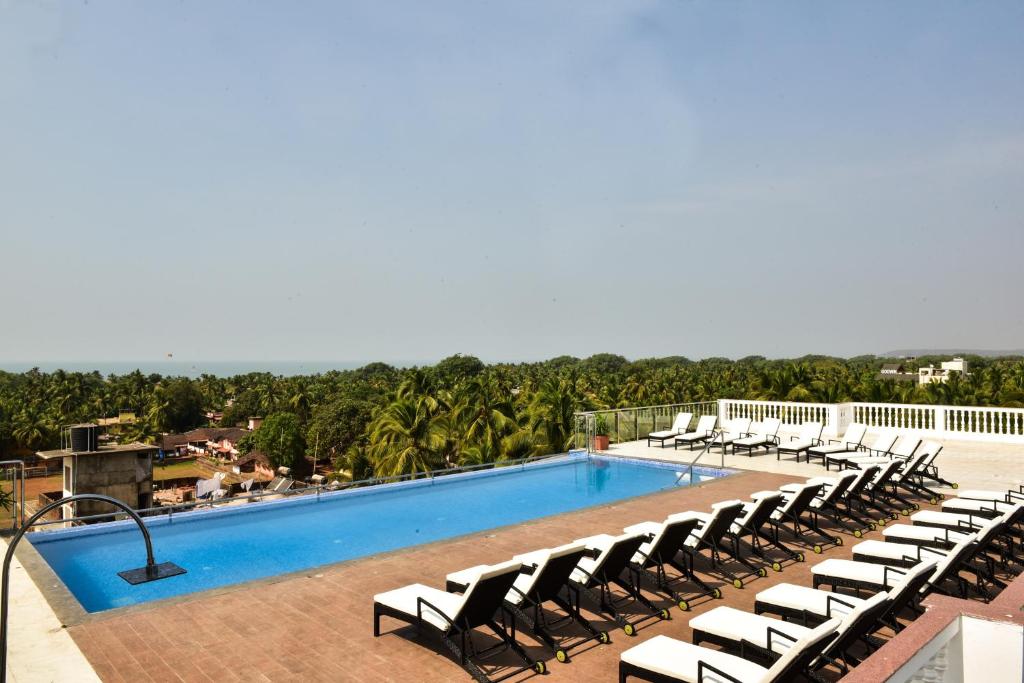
[673,432,725,487]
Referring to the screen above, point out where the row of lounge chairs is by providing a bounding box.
[371,467,896,681]
[619,481,1024,682]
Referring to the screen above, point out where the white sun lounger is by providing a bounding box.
[373,559,544,679]
[732,418,782,456]
[690,592,889,674]
[776,421,824,462]
[708,417,752,453]
[806,423,867,465]
[647,412,694,448]
[756,559,935,626]
[882,524,973,548]
[957,488,1024,505]
[619,618,841,683]
[673,415,719,451]
[813,537,977,596]
[941,497,1017,517]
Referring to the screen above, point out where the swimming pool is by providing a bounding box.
[28,453,730,612]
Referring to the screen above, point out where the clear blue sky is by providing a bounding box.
[2,1,1022,364]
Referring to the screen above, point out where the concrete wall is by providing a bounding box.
[63,452,154,519]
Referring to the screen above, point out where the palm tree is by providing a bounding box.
[528,379,586,453]
[367,398,446,476]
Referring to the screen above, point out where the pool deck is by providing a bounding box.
[66,469,883,682]
[7,436,1023,682]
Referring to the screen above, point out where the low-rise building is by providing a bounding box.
[919,357,970,385]
[37,426,157,522]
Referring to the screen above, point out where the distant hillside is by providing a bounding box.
[883,349,1024,358]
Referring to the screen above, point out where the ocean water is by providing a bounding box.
[29,455,730,612]
[0,360,424,378]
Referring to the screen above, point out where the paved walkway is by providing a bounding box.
[0,537,99,683]
[67,470,905,683]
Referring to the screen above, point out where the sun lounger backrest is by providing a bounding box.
[845,465,881,497]
[748,420,764,436]
[917,440,943,467]
[695,414,717,434]
[825,592,890,661]
[762,417,781,437]
[782,484,823,516]
[697,501,745,545]
[872,458,905,487]
[892,436,921,459]
[868,432,897,454]
[820,473,857,504]
[730,417,751,435]
[650,515,703,559]
[590,533,646,583]
[895,449,932,480]
[886,560,937,616]
[743,493,783,532]
[457,559,524,628]
[929,538,978,588]
[843,423,867,447]
[528,544,588,602]
[762,617,841,682]
[799,421,824,443]
[671,412,693,433]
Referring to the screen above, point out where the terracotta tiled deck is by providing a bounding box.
[63,468,916,683]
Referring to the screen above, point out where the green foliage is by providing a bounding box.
[3,354,1024,477]
[247,412,306,472]
[594,414,610,436]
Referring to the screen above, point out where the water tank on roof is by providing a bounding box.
[69,424,99,453]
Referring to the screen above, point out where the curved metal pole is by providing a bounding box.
[0,494,157,683]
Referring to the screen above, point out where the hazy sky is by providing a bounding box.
[2,1,1022,364]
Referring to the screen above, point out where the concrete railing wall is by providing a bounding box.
[718,399,1024,444]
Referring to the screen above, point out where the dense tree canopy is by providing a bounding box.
[2,354,1023,478]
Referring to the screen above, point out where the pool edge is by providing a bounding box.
[26,460,752,627]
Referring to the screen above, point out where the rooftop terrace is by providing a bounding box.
[4,399,1024,682]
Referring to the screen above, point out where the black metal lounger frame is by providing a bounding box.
[571,536,671,637]
[630,517,722,611]
[444,548,611,665]
[373,570,545,683]
[617,624,840,683]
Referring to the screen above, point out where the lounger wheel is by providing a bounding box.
[877,518,886,527]
[813,545,823,554]
[712,588,723,599]
[902,509,911,516]
[555,649,569,664]
[771,561,782,572]
[795,552,805,562]
[952,482,959,489]
[757,567,768,578]
[929,497,938,505]
[890,512,900,520]
[660,609,671,620]
[853,529,863,538]
[623,623,636,636]
[732,578,743,589]
[534,661,547,674]
[913,503,921,511]
[834,536,843,546]
[868,522,877,531]
[677,599,690,611]
[598,631,611,645]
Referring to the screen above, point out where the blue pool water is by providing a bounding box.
[29,454,729,612]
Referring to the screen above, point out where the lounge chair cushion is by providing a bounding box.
[957,489,1016,503]
[619,634,770,683]
[882,524,971,545]
[778,439,814,452]
[852,539,947,564]
[941,498,1015,515]
[808,443,853,455]
[755,583,864,619]
[911,510,984,530]
[811,559,905,589]
[373,584,466,631]
[689,606,809,656]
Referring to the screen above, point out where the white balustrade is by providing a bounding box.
[718,399,1024,444]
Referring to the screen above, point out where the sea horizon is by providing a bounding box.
[0,360,429,378]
